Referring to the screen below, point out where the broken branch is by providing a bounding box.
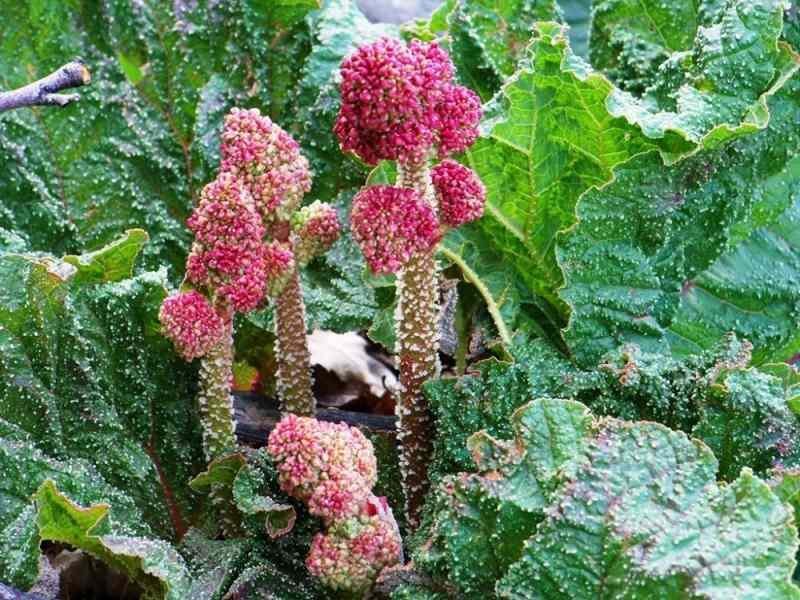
[0,61,91,114]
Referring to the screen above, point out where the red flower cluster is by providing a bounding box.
[220,107,312,221]
[351,185,440,274]
[436,85,481,157]
[267,414,377,521]
[268,415,401,591]
[159,291,225,361]
[431,159,486,227]
[335,38,481,164]
[186,173,268,313]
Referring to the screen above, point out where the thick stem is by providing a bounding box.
[274,267,315,416]
[0,61,90,113]
[396,158,440,528]
[198,319,237,460]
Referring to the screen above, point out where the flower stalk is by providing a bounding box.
[219,108,341,417]
[335,37,485,527]
[162,108,341,458]
[395,159,440,520]
[196,317,237,459]
[273,267,315,416]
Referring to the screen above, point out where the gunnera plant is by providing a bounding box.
[220,108,341,416]
[161,108,341,459]
[160,172,271,460]
[334,38,485,526]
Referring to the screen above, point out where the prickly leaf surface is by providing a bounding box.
[412,400,800,599]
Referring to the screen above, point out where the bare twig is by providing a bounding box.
[0,61,91,114]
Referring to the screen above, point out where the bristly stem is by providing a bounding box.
[274,266,315,416]
[197,317,237,460]
[396,158,440,528]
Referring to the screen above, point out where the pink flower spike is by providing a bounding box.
[220,107,312,221]
[159,291,224,361]
[431,159,486,227]
[350,185,441,275]
[306,513,402,592]
[436,84,481,157]
[266,415,377,502]
[185,173,268,313]
[308,475,371,523]
[334,38,455,165]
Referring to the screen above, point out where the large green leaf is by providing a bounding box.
[498,407,800,599]
[0,234,206,588]
[444,0,563,100]
[558,77,800,366]
[442,22,670,338]
[446,0,795,343]
[34,481,192,600]
[668,192,800,363]
[413,399,800,599]
[419,400,592,595]
[0,438,144,589]
[589,0,704,92]
[423,337,799,485]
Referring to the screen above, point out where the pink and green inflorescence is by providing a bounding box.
[306,497,402,593]
[351,185,441,275]
[335,37,485,526]
[291,200,341,266]
[267,414,377,522]
[161,172,272,459]
[185,173,270,314]
[268,415,401,592]
[160,107,341,458]
[159,290,225,362]
[220,108,341,416]
[220,106,312,221]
